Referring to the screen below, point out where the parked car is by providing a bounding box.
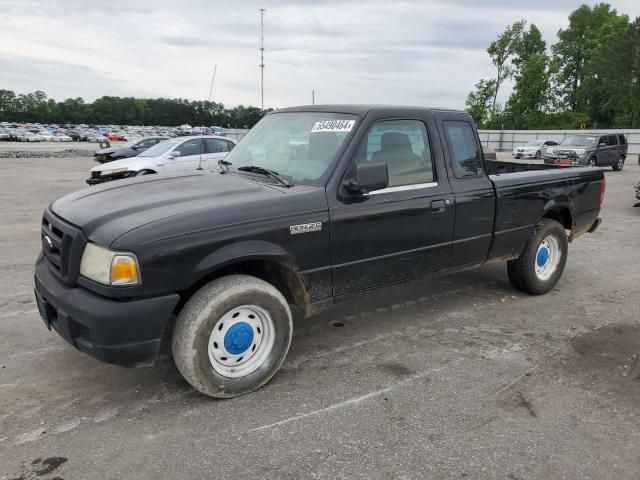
[40,132,55,142]
[87,134,108,143]
[52,134,73,142]
[66,130,82,141]
[544,133,628,170]
[635,180,640,203]
[94,137,169,163]
[87,135,236,184]
[107,132,125,141]
[18,132,44,142]
[512,140,558,159]
[0,130,10,141]
[35,105,605,399]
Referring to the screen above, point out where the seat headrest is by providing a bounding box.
[380,132,412,152]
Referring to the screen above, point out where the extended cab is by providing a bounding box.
[34,106,605,398]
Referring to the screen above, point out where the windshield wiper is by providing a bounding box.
[237,165,293,187]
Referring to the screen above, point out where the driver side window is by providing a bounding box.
[355,120,433,187]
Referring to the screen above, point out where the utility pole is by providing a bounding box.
[259,8,265,112]
[312,89,315,105]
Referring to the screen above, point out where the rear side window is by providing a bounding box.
[443,121,482,177]
[204,138,233,153]
[618,134,627,145]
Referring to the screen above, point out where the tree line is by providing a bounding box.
[0,90,269,128]
[466,3,640,130]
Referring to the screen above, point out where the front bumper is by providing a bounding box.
[34,254,180,367]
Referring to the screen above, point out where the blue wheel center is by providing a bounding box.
[224,322,254,355]
[536,247,550,268]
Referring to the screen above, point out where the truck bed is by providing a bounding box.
[485,159,566,175]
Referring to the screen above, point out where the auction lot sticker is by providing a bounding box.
[311,120,356,133]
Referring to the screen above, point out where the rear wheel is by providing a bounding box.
[507,220,568,295]
[612,156,624,171]
[172,275,293,398]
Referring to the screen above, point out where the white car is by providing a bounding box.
[18,132,44,142]
[53,134,73,142]
[512,140,558,159]
[87,135,236,184]
[40,132,55,141]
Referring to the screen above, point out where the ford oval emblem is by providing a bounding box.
[43,235,53,250]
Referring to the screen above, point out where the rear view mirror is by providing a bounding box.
[344,162,389,195]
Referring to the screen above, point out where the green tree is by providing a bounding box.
[506,24,551,128]
[465,79,497,127]
[487,20,526,116]
[552,3,629,112]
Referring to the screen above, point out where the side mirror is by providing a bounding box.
[598,142,606,147]
[169,150,181,159]
[344,162,389,195]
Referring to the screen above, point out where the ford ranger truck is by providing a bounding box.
[34,105,605,398]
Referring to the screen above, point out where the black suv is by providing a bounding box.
[544,133,628,171]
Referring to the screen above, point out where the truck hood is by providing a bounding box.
[51,171,290,246]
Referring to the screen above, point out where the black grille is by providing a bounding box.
[41,209,87,286]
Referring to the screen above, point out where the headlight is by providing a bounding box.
[574,149,585,155]
[79,243,141,286]
[100,167,128,176]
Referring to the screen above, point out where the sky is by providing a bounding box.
[1,0,638,110]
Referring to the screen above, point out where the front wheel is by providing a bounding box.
[172,275,293,398]
[587,156,597,167]
[612,156,624,171]
[507,219,568,295]
[535,150,542,159]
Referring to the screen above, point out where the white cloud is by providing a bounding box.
[0,0,638,109]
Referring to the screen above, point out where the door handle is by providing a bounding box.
[430,199,447,213]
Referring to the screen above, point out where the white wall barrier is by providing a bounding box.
[478,129,640,155]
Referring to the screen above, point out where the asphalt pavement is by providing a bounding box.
[1,149,639,480]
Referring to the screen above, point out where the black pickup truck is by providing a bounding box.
[34,105,605,398]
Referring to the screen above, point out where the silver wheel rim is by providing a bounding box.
[589,158,596,166]
[208,305,275,378]
[535,235,561,281]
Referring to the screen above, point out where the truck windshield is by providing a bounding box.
[561,135,597,146]
[224,112,358,185]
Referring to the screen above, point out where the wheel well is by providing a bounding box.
[176,259,309,317]
[543,207,572,231]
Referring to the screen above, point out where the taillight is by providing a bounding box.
[599,178,606,206]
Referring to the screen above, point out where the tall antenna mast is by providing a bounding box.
[208,64,218,102]
[198,64,218,171]
[259,8,265,112]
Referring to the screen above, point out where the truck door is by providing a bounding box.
[437,115,496,268]
[329,116,455,296]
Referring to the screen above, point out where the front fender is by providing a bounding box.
[194,240,295,278]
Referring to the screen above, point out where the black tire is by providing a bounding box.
[507,219,568,295]
[535,150,541,159]
[135,169,155,176]
[587,156,597,167]
[172,275,293,398]
[612,156,624,171]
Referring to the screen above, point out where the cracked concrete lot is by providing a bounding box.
[1,153,639,479]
